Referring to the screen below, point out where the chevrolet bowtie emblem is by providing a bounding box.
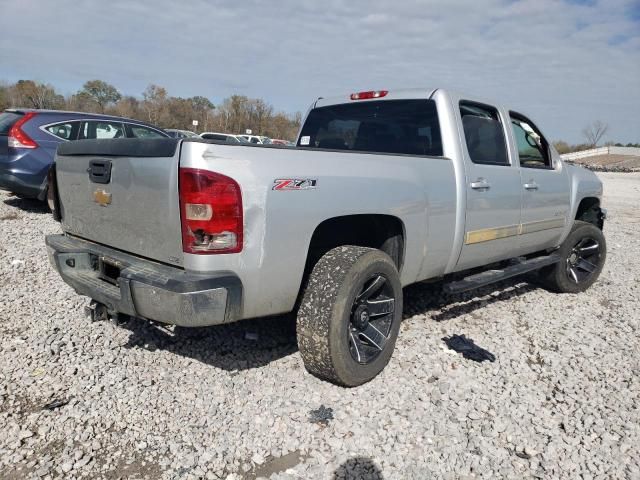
[93,189,112,207]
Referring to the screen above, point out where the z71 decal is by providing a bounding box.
[272,178,318,190]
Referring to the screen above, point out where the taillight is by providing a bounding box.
[8,112,38,149]
[179,168,243,254]
[350,90,388,100]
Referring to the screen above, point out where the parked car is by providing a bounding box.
[46,88,607,387]
[165,129,199,139]
[238,134,272,144]
[199,132,247,144]
[270,139,295,146]
[0,109,168,200]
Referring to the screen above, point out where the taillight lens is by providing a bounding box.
[350,90,389,100]
[8,112,38,149]
[179,168,243,254]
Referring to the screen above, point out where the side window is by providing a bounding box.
[201,133,226,141]
[79,121,125,140]
[510,114,552,169]
[44,122,80,140]
[459,101,509,165]
[127,124,165,138]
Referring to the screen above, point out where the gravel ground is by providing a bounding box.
[1,173,639,480]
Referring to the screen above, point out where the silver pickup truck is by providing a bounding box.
[45,88,606,386]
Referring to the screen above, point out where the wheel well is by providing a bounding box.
[304,215,405,273]
[575,197,603,229]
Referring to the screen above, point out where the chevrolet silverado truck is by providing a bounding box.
[45,88,607,386]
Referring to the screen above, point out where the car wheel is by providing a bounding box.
[296,246,402,387]
[539,220,606,293]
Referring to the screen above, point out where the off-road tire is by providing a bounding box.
[538,220,606,293]
[296,246,403,387]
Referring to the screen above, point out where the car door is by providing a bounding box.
[455,101,522,271]
[509,112,570,253]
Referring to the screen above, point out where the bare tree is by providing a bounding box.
[582,121,609,148]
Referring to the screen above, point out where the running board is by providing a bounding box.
[443,253,561,295]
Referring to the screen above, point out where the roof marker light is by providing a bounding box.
[350,90,389,101]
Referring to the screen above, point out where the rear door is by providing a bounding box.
[509,112,570,252]
[56,138,184,266]
[455,101,522,271]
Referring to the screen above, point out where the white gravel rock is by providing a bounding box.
[0,173,639,479]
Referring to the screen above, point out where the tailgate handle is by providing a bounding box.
[87,160,112,184]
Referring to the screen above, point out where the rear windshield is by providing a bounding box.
[0,112,22,135]
[298,99,443,156]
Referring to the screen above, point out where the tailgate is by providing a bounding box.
[55,138,184,267]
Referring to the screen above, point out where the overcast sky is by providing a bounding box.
[1,0,638,142]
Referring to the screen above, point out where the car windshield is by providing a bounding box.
[298,99,443,156]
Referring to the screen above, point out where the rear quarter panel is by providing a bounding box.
[179,141,457,319]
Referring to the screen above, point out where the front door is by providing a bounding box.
[509,113,570,253]
[456,101,522,271]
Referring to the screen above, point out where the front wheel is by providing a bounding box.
[539,220,606,293]
[296,246,403,387]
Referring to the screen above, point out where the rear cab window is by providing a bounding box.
[459,101,509,165]
[0,112,23,135]
[298,99,443,156]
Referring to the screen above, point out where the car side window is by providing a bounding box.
[79,121,125,140]
[127,124,165,138]
[201,133,226,141]
[510,114,552,169]
[45,122,80,140]
[459,101,509,165]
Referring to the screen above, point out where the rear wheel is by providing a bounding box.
[539,221,606,293]
[296,246,402,387]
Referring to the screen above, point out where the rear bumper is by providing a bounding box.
[0,169,46,199]
[45,234,243,327]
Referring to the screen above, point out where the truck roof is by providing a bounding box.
[312,88,508,114]
[314,88,438,108]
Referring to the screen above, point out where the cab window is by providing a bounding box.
[459,101,509,165]
[510,113,552,169]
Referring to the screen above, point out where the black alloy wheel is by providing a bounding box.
[348,274,395,364]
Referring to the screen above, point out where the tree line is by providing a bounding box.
[0,79,302,140]
[1,81,637,149]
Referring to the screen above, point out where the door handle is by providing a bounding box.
[524,181,539,191]
[470,178,490,190]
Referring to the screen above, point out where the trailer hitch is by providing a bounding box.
[84,300,108,322]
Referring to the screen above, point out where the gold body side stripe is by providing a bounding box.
[465,225,519,245]
[465,218,566,245]
[519,218,566,234]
